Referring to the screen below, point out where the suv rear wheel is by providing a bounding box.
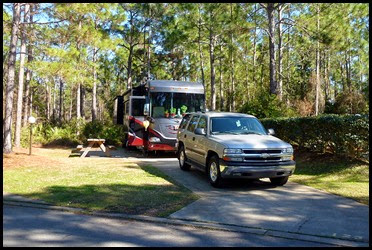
[208,156,223,188]
[178,145,191,171]
[269,176,289,186]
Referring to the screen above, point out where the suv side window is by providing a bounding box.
[196,116,207,131]
[179,114,191,130]
[187,115,199,132]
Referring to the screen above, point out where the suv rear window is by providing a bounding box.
[187,115,199,132]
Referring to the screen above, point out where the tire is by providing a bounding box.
[178,145,191,171]
[270,176,289,186]
[208,155,223,188]
[123,133,132,150]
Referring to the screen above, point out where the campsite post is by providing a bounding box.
[28,116,36,155]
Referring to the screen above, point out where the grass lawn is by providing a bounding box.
[291,151,369,205]
[3,147,199,217]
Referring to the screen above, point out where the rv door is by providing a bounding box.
[129,96,146,117]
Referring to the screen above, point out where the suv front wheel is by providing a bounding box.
[208,156,223,188]
[270,176,289,186]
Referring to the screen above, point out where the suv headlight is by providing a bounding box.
[282,147,293,154]
[223,148,242,154]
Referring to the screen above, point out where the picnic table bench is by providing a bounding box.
[80,139,111,158]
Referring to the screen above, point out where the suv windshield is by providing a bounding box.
[210,117,267,135]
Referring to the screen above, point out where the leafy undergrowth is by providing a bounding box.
[291,150,369,205]
[3,147,199,217]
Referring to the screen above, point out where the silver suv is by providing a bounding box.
[176,112,296,187]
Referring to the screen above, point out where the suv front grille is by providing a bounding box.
[243,149,282,154]
[241,149,287,166]
[244,157,281,161]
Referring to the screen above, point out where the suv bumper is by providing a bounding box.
[219,160,296,179]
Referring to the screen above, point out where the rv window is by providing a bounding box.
[124,101,129,115]
[151,92,172,118]
[173,93,204,113]
[131,99,146,116]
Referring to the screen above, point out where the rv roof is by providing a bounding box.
[148,80,204,94]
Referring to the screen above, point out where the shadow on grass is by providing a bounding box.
[24,182,197,218]
[294,150,368,176]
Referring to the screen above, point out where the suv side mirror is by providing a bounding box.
[194,128,206,136]
[268,128,275,135]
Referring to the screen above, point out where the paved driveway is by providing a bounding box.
[87,148,369,244]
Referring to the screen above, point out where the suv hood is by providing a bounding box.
[209,134,291,149]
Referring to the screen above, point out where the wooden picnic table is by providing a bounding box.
[80,139,111,158]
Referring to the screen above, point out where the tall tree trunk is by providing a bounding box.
[23,4,33,127]
[76,83,81,119]
[267,3,278,96]
[126,10,135,90]
[4,3,21,154]
[315,4,320,116]
[209,25,216,111]
[127,46,133,90]
[285,5,291,104]
[52,81,57,121]
[230,4,235,112]
[147,5,151,80]
[252,4,257,86]
[59,79,63,122]
[92,48,98,121]
[277,5,284,101]
[219,44,224,111]
[30,89,33,117]
[76,19,82,121]
[69,90,73,121]
[46,85,50,120]
[198,4,206,110]
[23,77,30,127]
[14,3,29,147]
[80,84,85,119]
[245,41,249,102]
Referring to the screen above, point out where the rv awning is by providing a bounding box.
[148,80,204,94]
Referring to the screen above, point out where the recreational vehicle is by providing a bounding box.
[114,80,205,154]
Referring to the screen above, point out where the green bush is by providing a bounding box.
[261,114,369,160]
[239,94,297,119]
[20,119,125,148]
[82,120,125,146]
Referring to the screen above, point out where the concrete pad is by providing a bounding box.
[132,156,369,243]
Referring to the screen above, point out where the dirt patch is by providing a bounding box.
[3,147,63,169]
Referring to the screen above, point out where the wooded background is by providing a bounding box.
[3,3,369,153]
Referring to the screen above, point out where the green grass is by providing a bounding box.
[3,148,199,217]
[290,151,369,205]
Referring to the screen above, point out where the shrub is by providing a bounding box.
[333,90,368,114]
[19,119,126,148]
[239,94,297,118]
[20,121,81,147]
[82,120,125,146]
[261,114,369,160]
